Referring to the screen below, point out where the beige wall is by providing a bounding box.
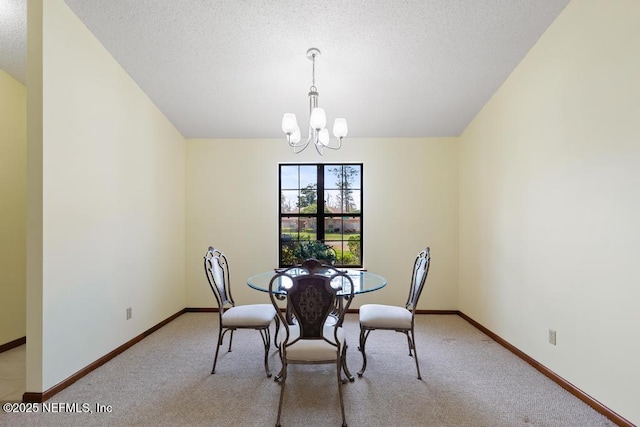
[0,70,27,346]
[26,0,187,392]
[186,137,458,310]
[458,0,640,423]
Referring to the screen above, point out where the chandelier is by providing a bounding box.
[281,48,348,155]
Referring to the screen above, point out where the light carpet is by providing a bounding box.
[0,313,616,426]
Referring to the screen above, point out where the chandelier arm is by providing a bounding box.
[287,134,310,151]
[293,143,310,154]
[319,137,343,151]
[289,130,315,153]
[291,140,310,152]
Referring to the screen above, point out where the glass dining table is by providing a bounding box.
[247,268,387,296]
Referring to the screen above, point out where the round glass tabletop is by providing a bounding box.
[247,269,387,296]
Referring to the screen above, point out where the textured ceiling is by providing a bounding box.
[0,0,26,82]
[1,0,570,138]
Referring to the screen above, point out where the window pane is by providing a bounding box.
[280,242,296,266]
[324,240,358,266]
[299,165,317,188]
[324,165,341,188]
[344,217,360,234]
[299,218,317,240]
[281,165,299,189]
[344,165,361,189]
[281,218,317,240]
[281,217,299,238]
[298,184,318,213]
[324,215,361,236]
[324,165,361,190]
[345,189,361,213]
[325,189,361,213]
[324,216,342,237]
[324,189,342,213]
[281,190,299,213]
[344,222,361,265]
[324,241,342,264]
[281,218,317,266]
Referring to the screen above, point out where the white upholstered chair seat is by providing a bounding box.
[359,304,412,329]
[221,304,277,327]
[284,324,345,362]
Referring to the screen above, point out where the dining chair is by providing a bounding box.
[357,247,431,379]
[269,258,355,427]
[204,246,279,377]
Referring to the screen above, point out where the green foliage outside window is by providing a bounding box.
[281,237,337,265]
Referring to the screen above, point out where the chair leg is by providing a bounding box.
[337,357,347,427]
[227,329,234,352]
[212,327,225,374]
[357,327,370,377]
[409,329,422,380]
[274,344,285,383]
[341,344,354,383]
[275,362,287,427]
[259,327,272,377]
[405,330,414,356]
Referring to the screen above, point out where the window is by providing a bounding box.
[279,164,363,268]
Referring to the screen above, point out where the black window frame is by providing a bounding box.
[278,163,363,268]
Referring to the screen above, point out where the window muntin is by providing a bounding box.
[279,164,363,268]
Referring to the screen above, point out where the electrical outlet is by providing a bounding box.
[548,329,556,345]
[126,307,132,320]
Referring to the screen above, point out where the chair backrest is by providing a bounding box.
[405,247,431,312]
[269,259,354,345]
[204,247,235,312]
